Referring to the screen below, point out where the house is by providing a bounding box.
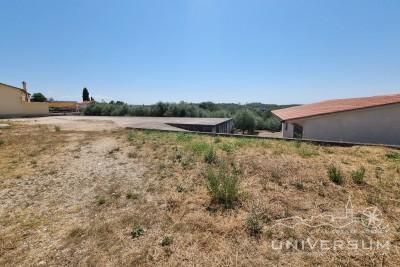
[272,94,400,145]
[0,82,49,118]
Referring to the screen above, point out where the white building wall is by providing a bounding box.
[285,104,400,145]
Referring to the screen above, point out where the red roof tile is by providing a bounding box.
[272,93,400,121]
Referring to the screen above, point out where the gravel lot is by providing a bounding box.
[3,116,234,132]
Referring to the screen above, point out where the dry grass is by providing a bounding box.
[1,124,400,266]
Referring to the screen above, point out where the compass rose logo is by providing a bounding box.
[360,206,386,233]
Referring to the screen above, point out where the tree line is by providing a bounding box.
[84,101,295,132]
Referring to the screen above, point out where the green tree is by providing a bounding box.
[30,93,47,102]
[234,109,256,134]
[82,88,90,101]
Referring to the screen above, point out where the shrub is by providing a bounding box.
[219,143,235,154]
[351,166,366,184]
[0,139,4,146]
[245,214,263,236]
[176,133,193,142]
[54,126,61,132]
[186,140,210,155]
[160,235,174,246]
[204,148,217,164]
[206,164,240,208]
[127,131,136,142]
[131,226,145,239]
[327,164,344,185]
[96,197,106,205]
[386,151,400,161]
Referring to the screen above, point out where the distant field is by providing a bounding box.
[1,123,400,266]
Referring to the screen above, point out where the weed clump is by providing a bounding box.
[96,197,106,205]
[131,226,145,239]
[0,139,4,146]
[386,151,400,161]
[176,133,193,142]
[245,214,263,236]
[126,192,139,199]
[219,143,235,154]
[204,148,217,164]
[127,131,137,142]
[294,181,305,190]
[54,126,61,132]
[176,185,185,193]
[186,140,210,155]
[327,164,344,185]
[351,166,366,185]
[160,235,174,246]
[214,136,222,144]
[206,163,240,208]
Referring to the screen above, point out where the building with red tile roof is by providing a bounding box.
[272,94,400,145]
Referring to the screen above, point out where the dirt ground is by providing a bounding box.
[1,122,400,266]
[3,116,232,132]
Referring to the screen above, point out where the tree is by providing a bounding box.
[82,88,90,101]
[30,93,47,102]
[234,109,256,134]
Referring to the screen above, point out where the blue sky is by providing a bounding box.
[1,0,400,104]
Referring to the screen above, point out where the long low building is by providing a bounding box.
[0,82,49,118]
[272,94,400,145]
[5,116,234,133]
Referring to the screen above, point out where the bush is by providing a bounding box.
[351,166,366,184]
[54,126,61,132]
[131,226,145,239]
[327,164,344,185]
[206,164,240,208]
[204,148,217,164]
[245,214,263,236]
[234,109,256,134]
[0,139,4,146]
